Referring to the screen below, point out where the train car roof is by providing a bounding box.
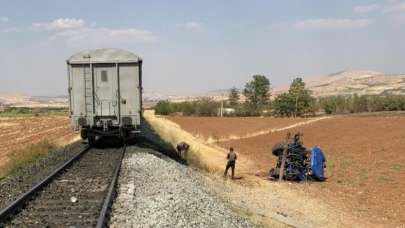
[67,48,141,64]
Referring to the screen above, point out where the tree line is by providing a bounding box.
[318,95,405,114]
[154,99,221,116]
[154,75,405,116]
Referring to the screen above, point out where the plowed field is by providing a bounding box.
[166,116,314,142]
[0,116,78,173]
[166,114,405,227]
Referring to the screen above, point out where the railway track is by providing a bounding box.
[0,145,126,227]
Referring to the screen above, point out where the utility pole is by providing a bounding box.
[220,99,224,117]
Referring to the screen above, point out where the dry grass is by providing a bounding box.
[144,111,224,173]
[0,139,58,178]
[144,111,255,175]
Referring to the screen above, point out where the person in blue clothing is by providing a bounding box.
[310,146,326,181]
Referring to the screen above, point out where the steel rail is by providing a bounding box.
[0,146,90,222]
[96,145,126,228]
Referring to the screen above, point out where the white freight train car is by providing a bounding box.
[67,48,142,144]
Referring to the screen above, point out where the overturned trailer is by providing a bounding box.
[67,48,143,145]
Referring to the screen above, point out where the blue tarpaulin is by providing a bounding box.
[310,146,326,180]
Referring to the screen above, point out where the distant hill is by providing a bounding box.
[274,70,405,97]
[2,70,405,107]
[0,93,68,107]
[164,70,405,102]
[203,70,405,99]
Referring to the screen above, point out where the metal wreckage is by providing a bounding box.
[270,133,326,181]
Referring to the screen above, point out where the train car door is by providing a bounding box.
[93,64,119,118]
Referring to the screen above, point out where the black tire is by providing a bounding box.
[80,129,88,140]
[272,142,285,156]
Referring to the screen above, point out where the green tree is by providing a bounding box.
[243,75,271,113]
[195,99,219,116]
[228,87,240,107]
[180,101,195,116]
[272,77,315,117]
[288,78,315,116]
[289,78,306,95]
[154,100,172,115]
[272,93,295,117]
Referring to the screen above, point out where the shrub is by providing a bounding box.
[154,99,221,116]
[318,95,405,114]
[154,100,172,115]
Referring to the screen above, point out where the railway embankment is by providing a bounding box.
[144,111,373,227]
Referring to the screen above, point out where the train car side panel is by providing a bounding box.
[69,65,88,129]
[119,63,141,129]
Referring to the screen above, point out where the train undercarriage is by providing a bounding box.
[80,125,141,146]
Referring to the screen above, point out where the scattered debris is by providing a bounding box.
[70,196,78,203]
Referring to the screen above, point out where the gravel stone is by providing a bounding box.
[0,141,87,210]
[109,146,254,227]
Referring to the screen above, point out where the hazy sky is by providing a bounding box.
[1,0,405,96]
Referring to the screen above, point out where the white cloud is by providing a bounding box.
[49,27,157,47]
[295,18,372,30]
[354,4,380,13]
[33,18,85,31]
[0,17,9,23]
[384,2,405,13]
[31,18,157,47]
[0,27,19,33]
[177,21,203,31]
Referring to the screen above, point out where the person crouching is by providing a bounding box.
[224,147,237,179]
[176,142,190,161]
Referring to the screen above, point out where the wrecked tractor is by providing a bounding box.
[269,134,326,181]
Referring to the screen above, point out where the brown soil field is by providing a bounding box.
[165,116,313,142]
[167,114,405,227]
[0,116,78,174]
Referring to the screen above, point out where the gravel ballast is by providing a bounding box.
[4,147,123,227]
[109,146,254,227]
[0,141,87,210]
